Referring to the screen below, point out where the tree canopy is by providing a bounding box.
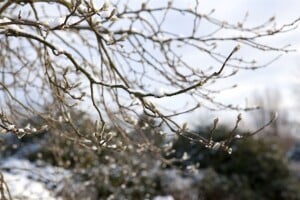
[0,0,299,151]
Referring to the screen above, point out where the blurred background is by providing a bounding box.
[1,0,300,199]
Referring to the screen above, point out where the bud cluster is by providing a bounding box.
[0,112,48,139]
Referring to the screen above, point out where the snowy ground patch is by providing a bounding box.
[0,158,70,200]
[153,195,174,200]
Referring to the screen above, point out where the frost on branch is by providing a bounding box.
[0,111,47,139]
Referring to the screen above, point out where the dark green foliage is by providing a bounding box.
[164,126,233,169]
[198,168,256,200]
[167,126,300,200]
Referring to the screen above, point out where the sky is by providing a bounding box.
[89,0,300,132]
[181,0,300,126]
[195,0,300,105]
[133,0,300,137]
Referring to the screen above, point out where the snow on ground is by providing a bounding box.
[0,158,182,200]
[153,195,174,200]
[0,158,70,200]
